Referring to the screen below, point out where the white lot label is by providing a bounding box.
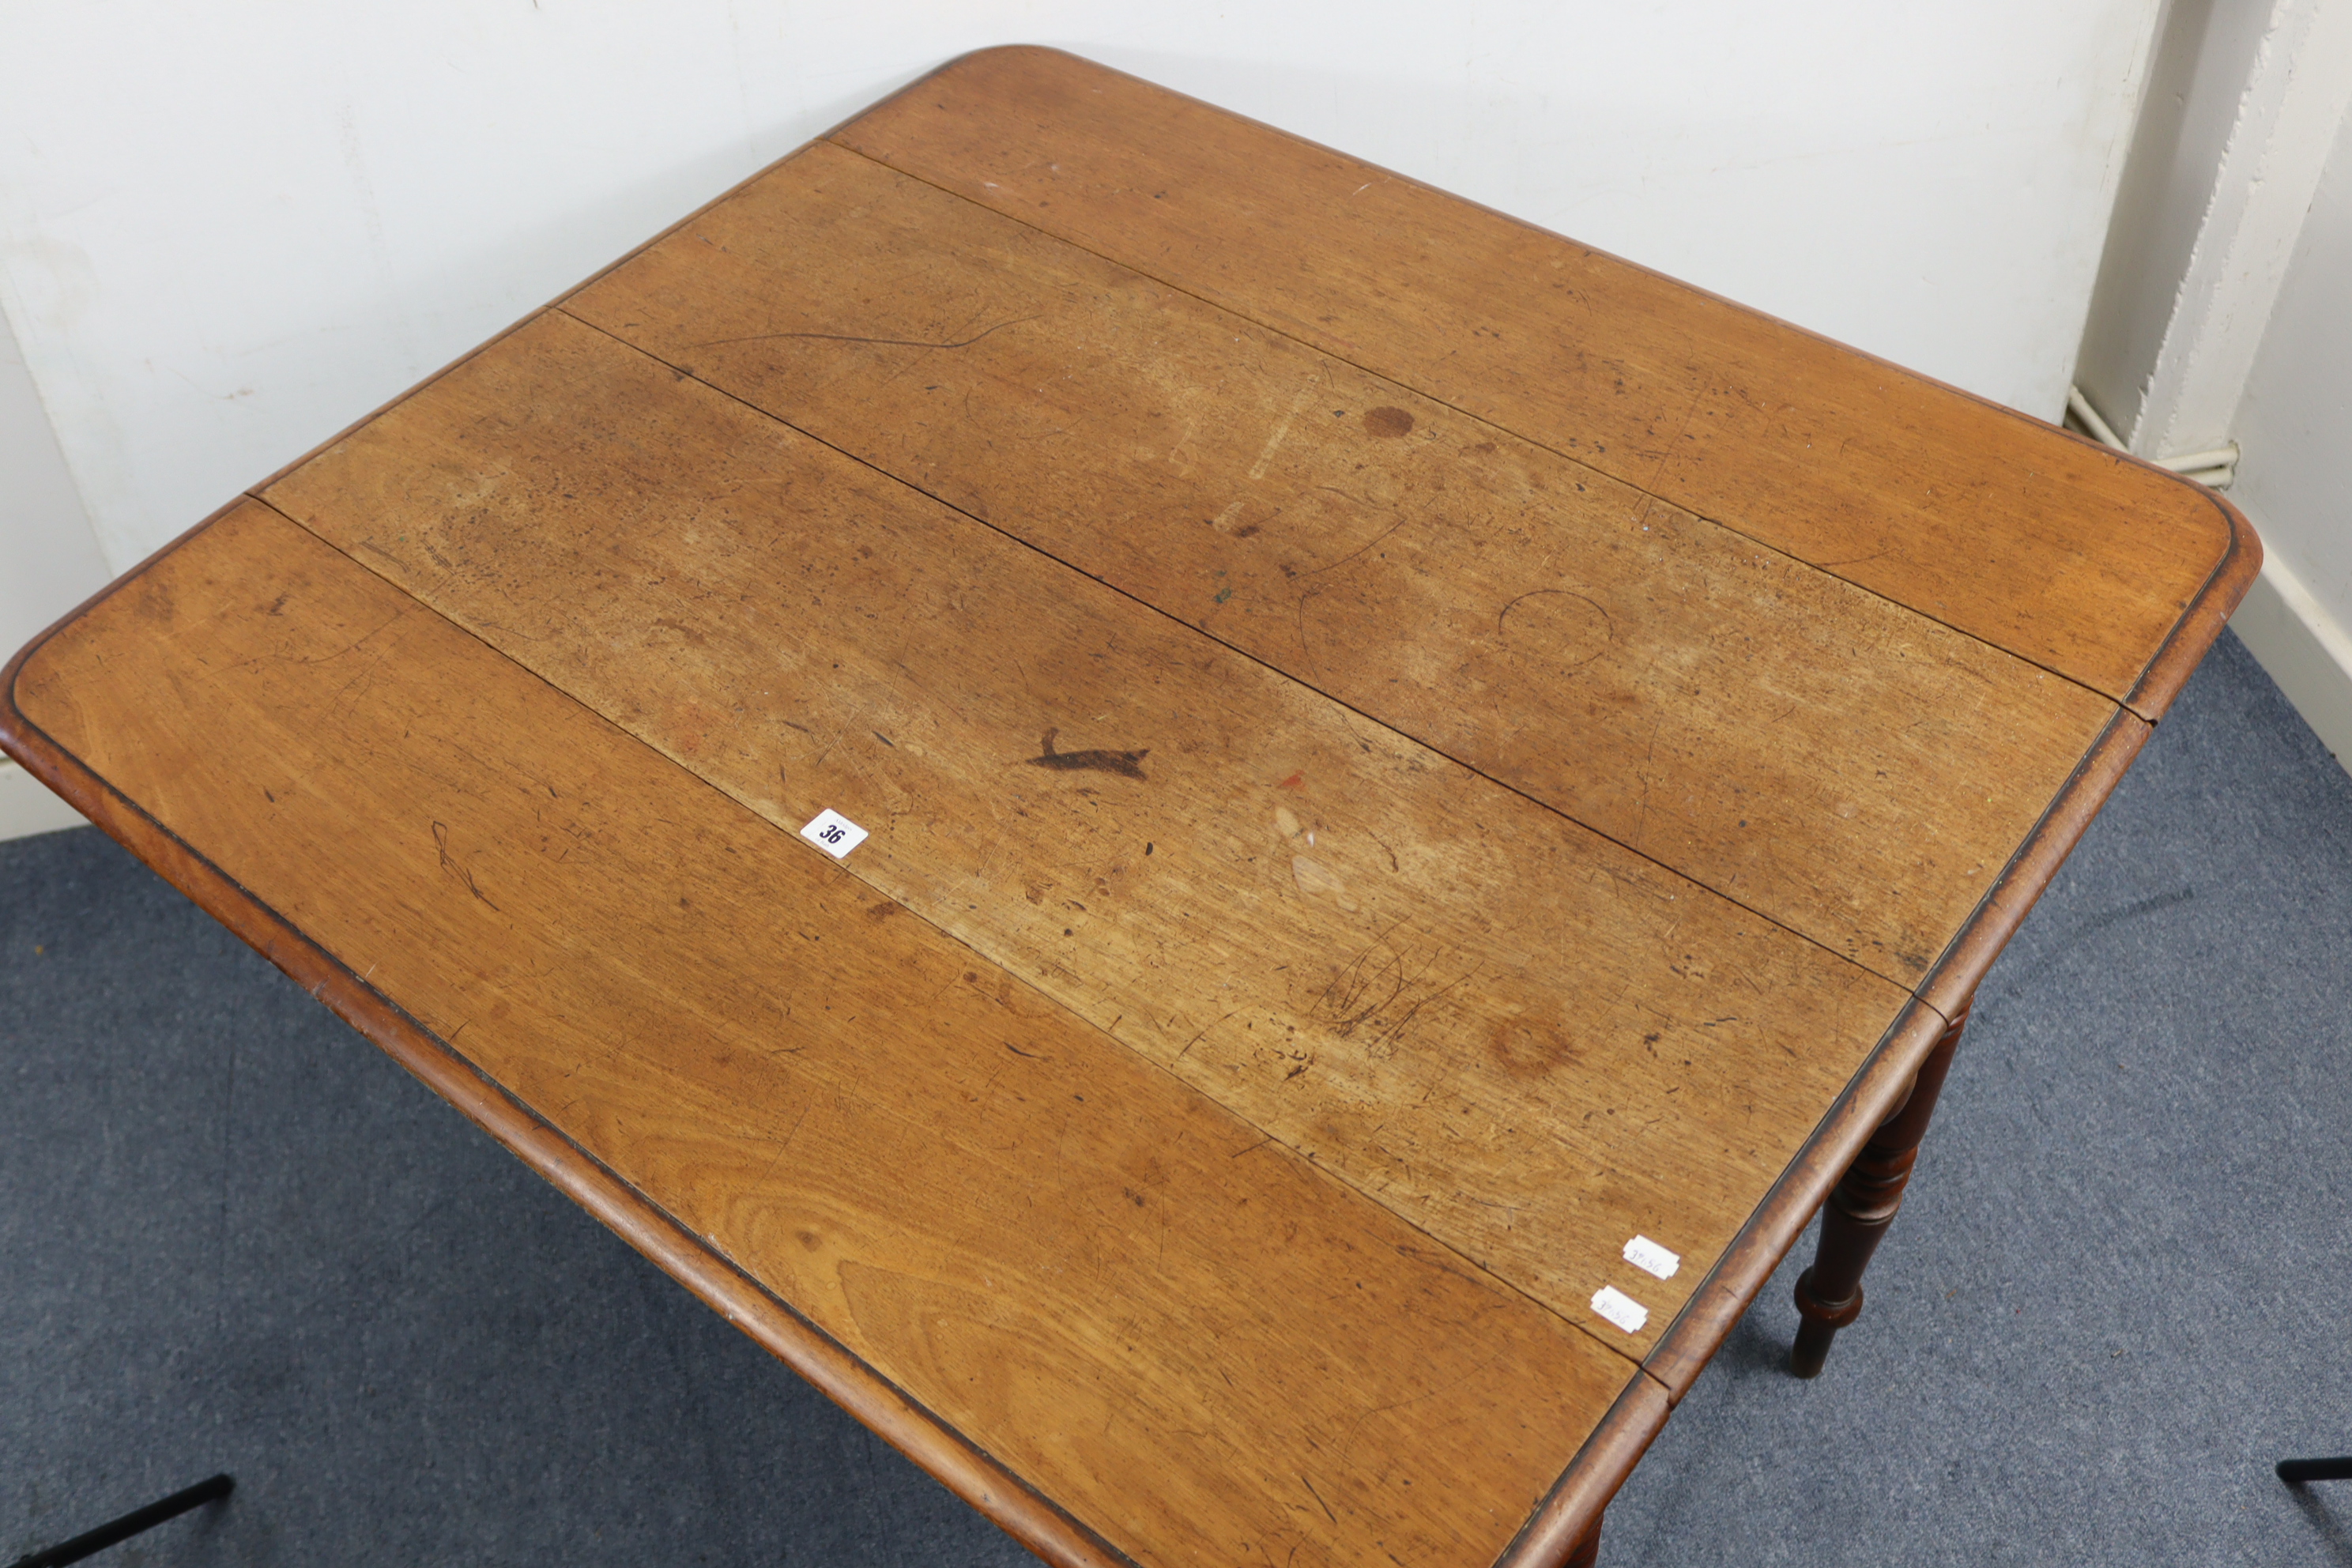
[1623,1234,1681,1280]
[1591,1284,1649,1334]
[799,808,869,859]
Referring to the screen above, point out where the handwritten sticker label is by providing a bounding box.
[799,808,869,860]
[1591,1285,1649,1335]
[1623,1234,1681,1280]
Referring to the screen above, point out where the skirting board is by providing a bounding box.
[1,756,91,843]
[2230,549,2352,778]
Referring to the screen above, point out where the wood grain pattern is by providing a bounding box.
[833,45,2240,714]
[1913,709,2150,1022]
[2121,499,2260,719]
[1642,718,2157,1403]
[0,545,1132,1568]
[11,501,1638,1568]
[262,307,1915,1356]
[1638,997,1951,1402]
[558,139,2119,989]
[1494,1375,1668,1568]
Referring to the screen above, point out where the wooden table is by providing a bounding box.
[0,47,2258,1568]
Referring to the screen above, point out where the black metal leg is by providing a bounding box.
[7,1474,233,1568]
[2279,1457,2352,1484]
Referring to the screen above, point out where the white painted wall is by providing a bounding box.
[2072,0,2352,775]
[2124,0,2352,460]
[2226,90,2352,769]
[2075,0,2276,444]
[0,0,2161,585]
[0,312,106,664]
[0,307,109,840]
[0,2,2172,842]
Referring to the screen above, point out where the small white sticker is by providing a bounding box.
[1591,1285,1649,1334]
[799,808,869,859]
[1623,1234,1681,1280]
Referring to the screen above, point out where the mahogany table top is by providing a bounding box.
[0,47,2258,1568]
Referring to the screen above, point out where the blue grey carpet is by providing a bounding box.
[4,630,2348,1566]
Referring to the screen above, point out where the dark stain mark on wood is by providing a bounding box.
[430,820,502,911]
[1488,1015,1577,1079]
[1004,1041,1044,1059]
[1363,405,1415,438]
[1024,726,1149,780]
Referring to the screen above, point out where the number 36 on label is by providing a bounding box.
[799,808,869,859]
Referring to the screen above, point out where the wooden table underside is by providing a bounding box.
[0,47,2257,1568]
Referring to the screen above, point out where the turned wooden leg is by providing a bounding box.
[1562,1516,1601,1568]
[1789,1001,1969,1378]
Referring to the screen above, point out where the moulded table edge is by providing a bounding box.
[0,502,1145,1568]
